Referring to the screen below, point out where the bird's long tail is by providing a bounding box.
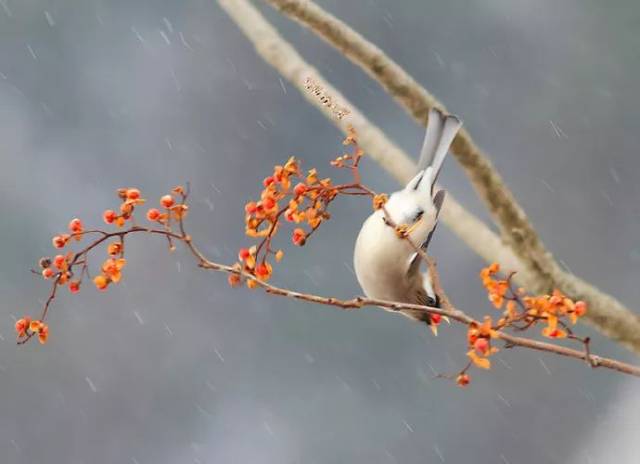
[417,108,462,195]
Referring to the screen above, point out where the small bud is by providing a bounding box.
[39,257,52,269]
[227,274,241,287]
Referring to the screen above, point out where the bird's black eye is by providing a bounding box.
[412,209,424,222]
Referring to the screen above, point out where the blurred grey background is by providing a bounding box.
[1,0,640,463]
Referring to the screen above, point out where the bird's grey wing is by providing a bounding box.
[421,189,446,251]
[406,189,446,276]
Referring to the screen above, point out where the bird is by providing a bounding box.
[353,107,462,330]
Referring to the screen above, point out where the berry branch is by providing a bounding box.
[16,128,640,386]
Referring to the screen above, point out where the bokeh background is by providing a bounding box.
[1,0,640,463]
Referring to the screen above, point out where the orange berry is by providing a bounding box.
[93,275,109,291]
[126,188,141,200]
[160,195,174,208]
[42,268,55,279]
[37,324,49,344]
[69,281,81,294]
[53,254,66,270]
[29,320,42,332]
[263,197,276,210]
[474,338,489,355]
[15,317,31,337]
[238,248,251,261]
[146,208,161,221]
[103,209,117,224]
[227,274,241,287]
[68,218,83,233]
[292,228,306,246]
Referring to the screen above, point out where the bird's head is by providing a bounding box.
[382,168,437,242]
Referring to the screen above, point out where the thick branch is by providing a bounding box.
[252,0,640,355]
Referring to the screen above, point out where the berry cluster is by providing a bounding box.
[453,263,589,386]
[230,127,372,289]
[15,186,189,344]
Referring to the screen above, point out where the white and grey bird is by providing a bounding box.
[353,108,462,328]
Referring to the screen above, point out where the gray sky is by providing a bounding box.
[1,0,639,463]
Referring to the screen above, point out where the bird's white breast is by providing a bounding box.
[353,211,415,302]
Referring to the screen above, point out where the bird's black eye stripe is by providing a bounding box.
[412,210,424,222]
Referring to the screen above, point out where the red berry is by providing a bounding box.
[53,254,66,270]
[292,228,306,246]
[69,281,81,294]
[103,209,117,224]
[42,268,55,279]
[263,197,276,210]
[238,248,251,261]
[126,188,141,200]
[263,176,275,187]
[474,338,489,355]
[245,202,258,214]
[431,313,441,324]
[146,208,161,221]
[294,183,307,196]
[456,373,470,387]
[160,195,174,208]
[52,234,69,249]
[68,218,83,233]
[255,263,270,278]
